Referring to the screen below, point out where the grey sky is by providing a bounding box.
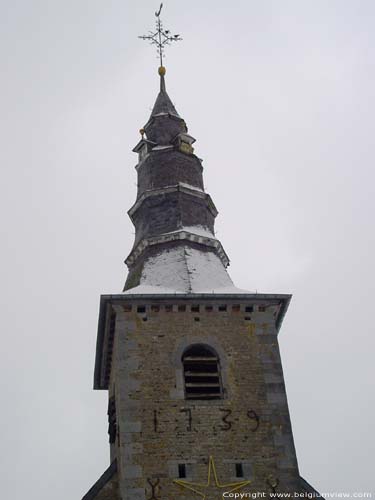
[1,1,374,498]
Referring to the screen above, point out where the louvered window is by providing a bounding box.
[182,345,223,400]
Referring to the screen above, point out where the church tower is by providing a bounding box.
[82,9,319,500]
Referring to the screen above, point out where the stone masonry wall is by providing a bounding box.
[111,299,301,500]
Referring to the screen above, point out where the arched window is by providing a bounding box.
[182,344,223,400]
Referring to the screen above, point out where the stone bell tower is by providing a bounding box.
[81,9,319,500]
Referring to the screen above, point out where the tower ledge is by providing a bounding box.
[124,230,230,268]
[128,183,218,221]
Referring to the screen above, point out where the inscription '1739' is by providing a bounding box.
[152,408,260,432]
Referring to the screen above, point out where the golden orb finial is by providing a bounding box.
[139,128,145,137]
[158,66,166,76]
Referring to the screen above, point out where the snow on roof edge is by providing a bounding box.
[121,285,254,295]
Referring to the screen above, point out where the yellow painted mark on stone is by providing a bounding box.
[174,456,251,500]
[247,324,256,336]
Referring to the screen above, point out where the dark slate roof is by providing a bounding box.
[81,460,118,500]
[151,74,180,116]
[300,476,321,495]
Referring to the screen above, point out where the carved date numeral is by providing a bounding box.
[153,407,260,433]
[219,408,233,430]
[247,409,260,431]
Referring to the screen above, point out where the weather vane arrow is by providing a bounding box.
[138,3,182,68]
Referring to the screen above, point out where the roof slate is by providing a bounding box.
[151,74,180,116]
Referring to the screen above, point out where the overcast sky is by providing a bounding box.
[1,1,374,498]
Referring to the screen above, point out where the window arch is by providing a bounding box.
[182,344,223,400]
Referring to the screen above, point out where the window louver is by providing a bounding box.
[182,345,223,400]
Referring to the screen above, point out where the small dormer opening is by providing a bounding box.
[180,140,194,154]
[174,132,195,154]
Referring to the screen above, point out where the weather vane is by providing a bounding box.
[139,3,182,68]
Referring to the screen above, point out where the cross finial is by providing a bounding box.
[139,3,182,69]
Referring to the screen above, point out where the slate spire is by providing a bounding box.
[151,66,180,117]
[123,66,243,294]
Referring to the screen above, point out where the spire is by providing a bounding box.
[125,5,245,294]
[125,59,235,292]
[151,66,180,117]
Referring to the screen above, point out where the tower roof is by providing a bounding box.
[142,67,186,146]
[150,68,180,117]
[123,64,238,293]
[124,10,243,295]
